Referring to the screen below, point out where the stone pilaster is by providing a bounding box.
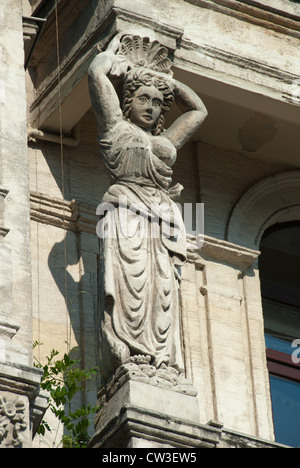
[0,0,46,447]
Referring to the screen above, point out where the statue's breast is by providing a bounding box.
[149,135,177,167]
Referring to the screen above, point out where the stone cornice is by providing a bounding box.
[89,401,285,449]
[30,191,76,230]
[0,316,20,339]
[194,44,299,86]
[112,6,183,44]
[30,191,97,234]
[0,362,43,401]
[187,234,260,271]
[174,33,300,110]
[23,15,46,69]
[186,0,300,39]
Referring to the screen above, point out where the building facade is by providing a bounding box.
[0,0,299,448]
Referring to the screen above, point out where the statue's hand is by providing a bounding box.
[90,49,129,80]
[103,33,131,79]
[106,32,124,55]
[109,53,130,79]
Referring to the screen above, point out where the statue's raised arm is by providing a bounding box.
[164,78,207,149]
[88,34,129,134]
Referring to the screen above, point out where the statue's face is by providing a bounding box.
[130,85,163,130]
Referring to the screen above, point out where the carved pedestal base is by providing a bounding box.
[89,365,220,448]
[105,361,198,400]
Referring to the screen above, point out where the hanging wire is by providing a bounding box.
[54,0,71,354]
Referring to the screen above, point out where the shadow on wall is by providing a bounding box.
[47,229,99,357]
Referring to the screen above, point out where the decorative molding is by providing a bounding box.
[0,316,20,339]
[30,191,97,234]
[30,192,263,270]
[23,15,46,68]
[75,202,98,235]
[112,6,183,45]
[226,171,300,250]
[0,394,27,448]
[187,234,260,271]
[0,388,48,446]
[30,191,76,230]
[199,44,299,86]
[106,361,198,402]
[175,35,300,109]
[256,204,300,246]
[0,362,43,401]
[89,401,284,449]
[0,363,47,444]
[91,405,220,449]
[186,0,300,39]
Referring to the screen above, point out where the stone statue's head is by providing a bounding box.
[122,68,174,135]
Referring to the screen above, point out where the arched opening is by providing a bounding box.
[259,222,300,447]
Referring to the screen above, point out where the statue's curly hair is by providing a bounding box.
[122,68,175,135]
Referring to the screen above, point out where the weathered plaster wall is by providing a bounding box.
[0,0,48,449]
[0,0,32,366]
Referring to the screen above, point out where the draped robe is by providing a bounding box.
[97,120,186,381]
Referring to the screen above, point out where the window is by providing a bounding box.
[259,223,300,447]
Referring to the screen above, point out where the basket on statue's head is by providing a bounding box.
[116,35,174,76]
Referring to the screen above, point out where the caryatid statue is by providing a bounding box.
[88,34,207,385]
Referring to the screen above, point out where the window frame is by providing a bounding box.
[260,222,300,447]
[262,278,300,383]
[266,348,300,383]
